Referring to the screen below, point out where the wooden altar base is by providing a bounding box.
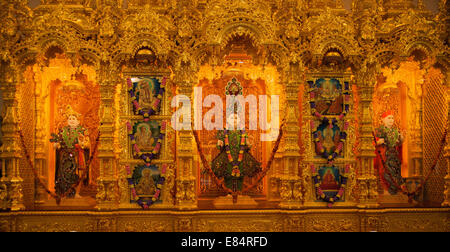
[213,195,258,209]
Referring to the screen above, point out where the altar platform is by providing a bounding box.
[0,207,448,232]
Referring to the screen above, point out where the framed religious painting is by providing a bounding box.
[312,165,348,203]
[130,120,164,161]
[128,76,165,116]
[309,78,348,116]
[308,77,351,162]
[129,164,165,209]
[311,118,347,161]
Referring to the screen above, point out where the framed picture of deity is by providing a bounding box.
[129,76,164,115]
[130,120,163,160]
[308,77,350,162]
[308,78,350,116]
[312,119,346,161]
[129,164,164,208]
[313,165,347,202]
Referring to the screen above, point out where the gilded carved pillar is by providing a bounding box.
[0,0,29,211]
[0,61,25,211]
[95,64,119,210]
[33,60,48,205]
[406,72,425,202]
[174,69,197,210]
[279,71,303,209]
[356,69,379,208]
[269,75,285,202]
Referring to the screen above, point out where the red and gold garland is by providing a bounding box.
[224,129,247,178]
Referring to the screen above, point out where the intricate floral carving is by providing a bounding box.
[307,216,357,232]
[196,218,283,232]
[119,219,172,232]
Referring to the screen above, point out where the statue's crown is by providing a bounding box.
[64,105,80,119]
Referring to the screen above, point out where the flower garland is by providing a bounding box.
[126,120,167,162]
[125,164,167,209]
[308,80,351,162]
[311,164,349,207]
[127,77,167,119]
[224,129,247,178]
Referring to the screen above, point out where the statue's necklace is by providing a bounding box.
[384,126,399,148]
[224,129,246,178]
[63,126,79,148]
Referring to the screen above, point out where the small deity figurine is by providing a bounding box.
[50,105,90,198]
[374,110,405,195]
[211,113,261,193]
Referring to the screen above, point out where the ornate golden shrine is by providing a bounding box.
[0,0,449,232]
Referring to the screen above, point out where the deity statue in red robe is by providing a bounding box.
[374,110,405,195]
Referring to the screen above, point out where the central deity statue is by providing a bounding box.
[211,78,261,194]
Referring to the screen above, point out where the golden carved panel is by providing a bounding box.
[196,217,284,232]
[117,217,174,232]
[1,209,448,232]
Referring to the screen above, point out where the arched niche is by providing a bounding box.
[373,47,447,205]
[25,46,100,208]
[194,33,285,204]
